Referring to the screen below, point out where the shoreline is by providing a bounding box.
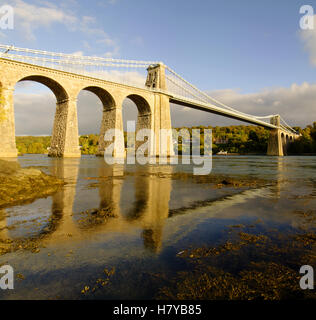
[0,159,64,209]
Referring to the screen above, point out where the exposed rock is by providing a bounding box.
[0,159,64,208]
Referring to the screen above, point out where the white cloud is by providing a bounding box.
[171,82,316,128]
[89,70,146,87]
[300,15,316,66]
[8,0,119,56]
[71,51,84,56]
[81,18,119,57]
[14,91,56,135]
[12,0,77,40]
[13,78,315,135]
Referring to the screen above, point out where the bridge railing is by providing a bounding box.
[0,44,153,89]
[0,44,298,135]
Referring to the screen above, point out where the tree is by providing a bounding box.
[310,122,316,141]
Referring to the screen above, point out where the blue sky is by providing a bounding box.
[0,0,315,133]
[0,0,313,92]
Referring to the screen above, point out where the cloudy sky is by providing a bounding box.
[0,0,315,135]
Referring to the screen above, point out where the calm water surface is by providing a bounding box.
[0,155,316,299]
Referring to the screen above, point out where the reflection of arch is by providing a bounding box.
[17,75,68,102]
[126,166,173,253]
[97,163,123,218]
[0,158,80,242]
[124,172,149,221]
[47,158,80,239]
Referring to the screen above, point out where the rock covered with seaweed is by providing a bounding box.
[0,159,64,208]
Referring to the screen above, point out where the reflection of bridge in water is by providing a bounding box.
[0,159,173,253]
[0,157,310,254]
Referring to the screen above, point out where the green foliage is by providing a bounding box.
[16,136,51,154]
[288,122,316,154]
[174,125,270,154]
[14,122,316,155]
[79,134,99,154]
[16,135,100,155]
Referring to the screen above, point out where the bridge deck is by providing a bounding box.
[169,95,278,129]
[0,57,291,133]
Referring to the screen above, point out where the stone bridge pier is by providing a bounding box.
[267,115,299,156]
[0,85,18,157]
[0,58,175,159]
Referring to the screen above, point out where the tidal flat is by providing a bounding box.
[0,155,315,300]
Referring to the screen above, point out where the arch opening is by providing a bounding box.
[81,86,115,111]
[122,94,152,153]
[17,75,68,102]
[77,86,116,155]
[13,79,61,155]
[125,94,151,116]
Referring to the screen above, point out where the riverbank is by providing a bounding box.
[0,159,64,208]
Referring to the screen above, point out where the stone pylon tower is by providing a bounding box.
[267,115,284,156]
[267,115,298,156]
[146,63,175,157]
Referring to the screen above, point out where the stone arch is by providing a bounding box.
[125,94,151,116]
[14,75,80,157]
[77,86,117,155]
[123,94,153,155]
[16,75,68,103]
[282,133,289,155]
[281,132,286,144]
[80,86,116,110]
[286,135,290,150]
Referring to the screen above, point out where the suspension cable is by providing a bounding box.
[0,44,298,134]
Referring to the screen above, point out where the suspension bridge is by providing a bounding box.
[0,44,299,158]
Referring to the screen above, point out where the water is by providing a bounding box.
[0,155,316,299]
